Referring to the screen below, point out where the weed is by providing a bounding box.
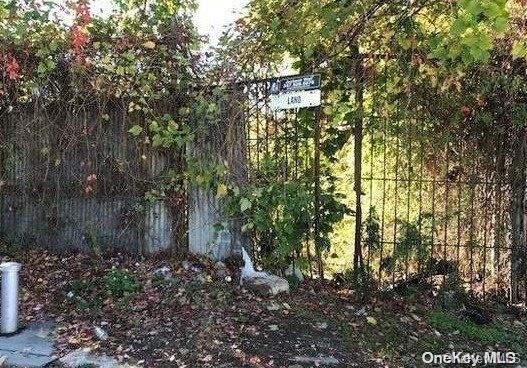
[68,279,102,313]
[296,307,329,324]
[104,268,141,298]
[417,335,448,354]
[427,310,515,344]
[234,315,250,324]
[285,274,301,291]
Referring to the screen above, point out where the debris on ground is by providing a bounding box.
[0,249,524,367]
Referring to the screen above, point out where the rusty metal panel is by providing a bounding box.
[0,103,181,255]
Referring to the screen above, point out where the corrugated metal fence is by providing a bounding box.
[0,101,182,254]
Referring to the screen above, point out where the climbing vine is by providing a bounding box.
[0,0,202,151]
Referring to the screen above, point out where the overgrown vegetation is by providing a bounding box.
[221,154,349,271]
[222,0,527,296]
[2,0,527,296]
[66,267,141,313]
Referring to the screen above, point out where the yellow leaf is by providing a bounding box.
[142,41,156,49]
[366,316,377,325]
[216,183,228,198]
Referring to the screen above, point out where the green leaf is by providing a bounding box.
[241,222,254,232]
[240,197,252,212]
[152,134,165,148]
[128,125,143,136]
[149,120,160,132]
[37,62,47,75]
[512,39,527,60]
[493,16,508,33]
[46,59,55,70]
[270,18,280,30]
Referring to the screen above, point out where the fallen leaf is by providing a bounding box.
[142,41,156,49]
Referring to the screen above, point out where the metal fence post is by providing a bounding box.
[314,106,323,280]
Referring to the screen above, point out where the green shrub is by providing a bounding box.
[336,265,377,292]
[103,268,141,298]
[224,154,349,272]
[285,274,301,291]
[68,278,102,312]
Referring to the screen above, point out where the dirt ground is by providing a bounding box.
[2,249,526,367]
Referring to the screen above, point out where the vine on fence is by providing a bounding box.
[0,0,201,187]
[0,0,213,254]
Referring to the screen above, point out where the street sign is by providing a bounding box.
[269,74,321,94]
[279,74,321,93]
[269,89,321,111]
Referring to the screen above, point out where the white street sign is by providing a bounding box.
[269,89,321,111]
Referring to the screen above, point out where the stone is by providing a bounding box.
[60,348,136,367]
[240,247,289,296]
[153,266,172,280]
[0,321,56,367]
[284,264,304,282]
[243,274,289,296]
[181,260,192,270]
[0,351,56,367]
[93,326,108,341]
[291,355,340,365]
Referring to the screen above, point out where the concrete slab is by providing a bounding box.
[0,321,56,367]
[0,350,56,367]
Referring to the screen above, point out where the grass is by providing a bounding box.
[338,308,527,367]
[427,310,524,346]
[416,335,449,354]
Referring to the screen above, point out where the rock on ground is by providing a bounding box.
[291,355,340,365]
[243,274,289,296]
[59,348,136,368]
[284,264,304,282]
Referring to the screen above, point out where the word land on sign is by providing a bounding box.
[269,89,321,111]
